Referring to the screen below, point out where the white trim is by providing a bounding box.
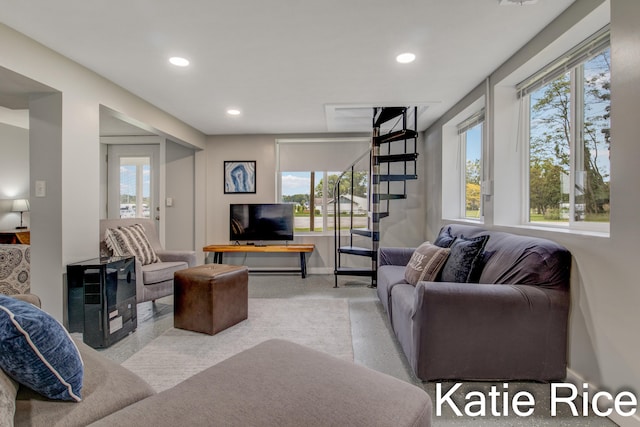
[308,267,333,275]
[566,368,640,427]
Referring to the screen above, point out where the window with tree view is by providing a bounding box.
[526,40,610,229]
[281,170,368,233]
[462,122,482,219]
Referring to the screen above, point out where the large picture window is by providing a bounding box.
[520,28,610,231]
[277,138,370,234]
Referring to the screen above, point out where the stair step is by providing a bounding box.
[375,193,406,201]
[374,107,406,128]
[351,228,379,240]
[338,246,376,258]
[375,153,419,164]
[374,129,418,145]
[374,174,418,183]
[372,212,389,222]
[334,267,377,277]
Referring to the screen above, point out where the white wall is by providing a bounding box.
[0,122,29,229]
[0,24,206,320]
[424,1,640,425]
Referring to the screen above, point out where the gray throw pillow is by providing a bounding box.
[439,235,489,283]
[404,242,451,286]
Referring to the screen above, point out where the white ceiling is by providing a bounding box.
[0,0,575,135]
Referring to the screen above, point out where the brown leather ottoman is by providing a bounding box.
[173,264,249,335]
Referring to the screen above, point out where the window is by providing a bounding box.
[277,138,370,234]
[458,112,484,220]
[119,157,151,219]
[520,28,610,231]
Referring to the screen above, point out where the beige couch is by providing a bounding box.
[8,309,432,426]
[99,218,197,304]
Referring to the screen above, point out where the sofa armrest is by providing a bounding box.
[10,293,41,308]
[378,247,415,267]
[156,250,197,268]
[411,281,569,380]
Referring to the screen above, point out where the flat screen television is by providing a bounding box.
[230,203,294,242]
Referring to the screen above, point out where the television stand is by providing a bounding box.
[202,244,315,278]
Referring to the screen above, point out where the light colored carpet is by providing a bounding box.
[121,298,353,392]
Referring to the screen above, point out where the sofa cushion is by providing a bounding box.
[90,339,432,427]
[104,224,159,266]
[0,295,83,402]
[404,242,450,285]
[142,261,188,285]
[439,235,489,283]
[15,339,156,427]
[433,226,456,248]
[1,368,18,427]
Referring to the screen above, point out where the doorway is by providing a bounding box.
[107,144,160,229]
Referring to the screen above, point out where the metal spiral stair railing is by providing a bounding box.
[333,107,418,288]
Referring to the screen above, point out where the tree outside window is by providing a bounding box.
[528,48,610,226]
[464,123,482,219]
[281,170,368,233]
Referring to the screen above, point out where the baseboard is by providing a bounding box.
[566,368,640,427]
[308,267,333,275]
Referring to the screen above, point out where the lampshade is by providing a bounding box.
[11,199,30,213]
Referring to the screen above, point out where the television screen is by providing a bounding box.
[230,203,294,242]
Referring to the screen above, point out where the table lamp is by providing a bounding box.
[12,199,30,229]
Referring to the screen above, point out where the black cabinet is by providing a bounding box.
[67,257,137,348]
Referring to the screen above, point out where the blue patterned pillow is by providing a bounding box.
[433,226,456,248]
[0,295,83,401]
[439,235,489,283]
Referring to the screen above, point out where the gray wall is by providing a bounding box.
[165,140,196,250]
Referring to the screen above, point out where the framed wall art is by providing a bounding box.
[224,161,256,194]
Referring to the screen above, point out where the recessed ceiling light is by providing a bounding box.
[227,108,241,116]
[396,53,416,64]
[169,56,189,67]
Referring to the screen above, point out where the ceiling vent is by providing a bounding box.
[498,0,539,5]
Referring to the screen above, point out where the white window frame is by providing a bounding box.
[276,137,370,236]
[518,27,610,234]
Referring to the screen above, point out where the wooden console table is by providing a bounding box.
[0,230,30,245]
[203,244,315,278]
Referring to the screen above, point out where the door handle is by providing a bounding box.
[155,216,160,221]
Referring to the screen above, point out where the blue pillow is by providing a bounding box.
[0,295,83,401]
[439,235,489,283]
[433,226,456,248]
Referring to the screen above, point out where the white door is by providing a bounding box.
[107,145,160,228]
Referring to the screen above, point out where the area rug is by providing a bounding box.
[121,298,353,392]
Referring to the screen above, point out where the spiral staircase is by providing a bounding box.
[333,106,418,287]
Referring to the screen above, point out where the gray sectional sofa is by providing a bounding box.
[6,295,432,426]
[377,224,571,382]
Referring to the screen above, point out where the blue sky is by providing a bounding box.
[281,172,311,196]
[466,124,482,161]
[120,164,151,197]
